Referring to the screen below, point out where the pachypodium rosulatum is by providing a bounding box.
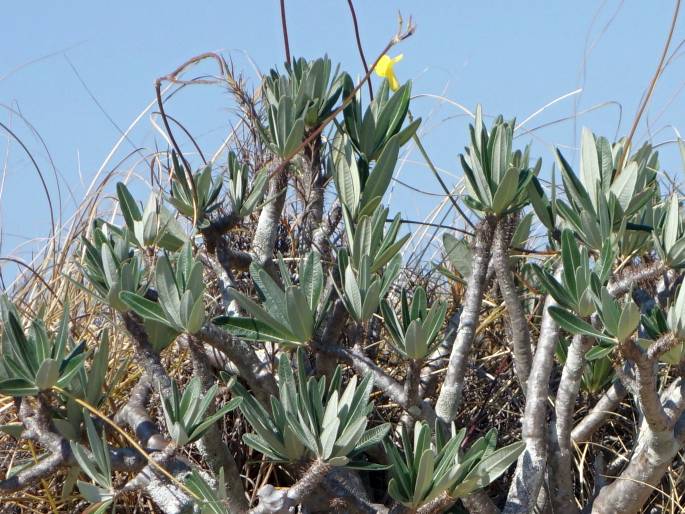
[2,28,685,514]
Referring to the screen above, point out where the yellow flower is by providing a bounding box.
[374,54,403,91]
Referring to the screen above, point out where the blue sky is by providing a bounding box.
[1,1,684,276]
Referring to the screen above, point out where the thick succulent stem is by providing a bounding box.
[198,323,277,404]
[549,334,593,514]
[314,297,349,378]
[435,216,497,428]
[251,161,288,267]
[504,290,560,514]
[316,340,437,425]
[114,373,169,450]
[300,134,325,254]
[404,359,422,415]
[0,397,71,493]
[461,491,500,514]
[492,216,532,390]
[589,341,683,513]
[249,459,332,513]
[607,261,667,297]
[121,312,173,397]
[591,428,679,514]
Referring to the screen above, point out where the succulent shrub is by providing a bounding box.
[3,33,685,514]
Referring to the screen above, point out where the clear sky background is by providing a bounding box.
[1,1,684,279]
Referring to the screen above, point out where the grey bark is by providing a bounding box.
[591,428,679,513]
[590,344,683,513]
[549,334,593,514]
[251,163,288,267]
[316,341,437,425]
[122,312,173,398]
[435,217,497,427]
[314,297,349,378]
[462,492,500,514]
[198,322,277,404]
[114,373,168,450]
[492,219,532,390]
[504,291,560,514]
[607,261,667,298]
[249,460,332,513]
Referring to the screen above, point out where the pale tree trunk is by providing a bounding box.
[504,289,560,514]
[548,334,593,514]
[435,217,497,428]
[492,216,533,391]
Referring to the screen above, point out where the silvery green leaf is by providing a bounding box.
[242,166,269,216]
[185,297,205,334]
[71,442,105,486]
[334,415,367,456]
[179,290,194,331]
[668,238,685,267]
[490,123,510,186]
[320,416,340,460]
[35,358,60,391]
[511,212,534,250]
[243,433,286,461]
[556,149,595,215]
[527,176,555,230]
[343,266,363,321]
[185,470,226,514]
[388,477,409,505]
[585,342,615,361]
[616,301,640,342]
[610,161,638,213]
[76,481,113,504]
[250,263,289,324]
[0,378,38,396]
[413,448,435,503]
[549,306,615,344]
[663,195,681,252]
[189,397,242,443]
[456,441,525,495]
[372,234,409,273]
[228,288,291,335]
[299,251,323,311]
[361,280,381,322]
[119,292,171,327]
[322,390,340,434]
[580,128,600,211]
[285,286,314,342]
[443,233,472,280]
[0,422,23,439]
[156,256,181,321]
[404,320,427,360]
[116,182,142,229]
[352,423,391,453]
[327,456,349,467]
[143,319,179,352]
[360,135,399,211]
[100,244,118,289]
[85,330,109,405]
[332,134,362,215]
[186,261,205,305]
[528,264,572,310]
[580,209,603,251]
